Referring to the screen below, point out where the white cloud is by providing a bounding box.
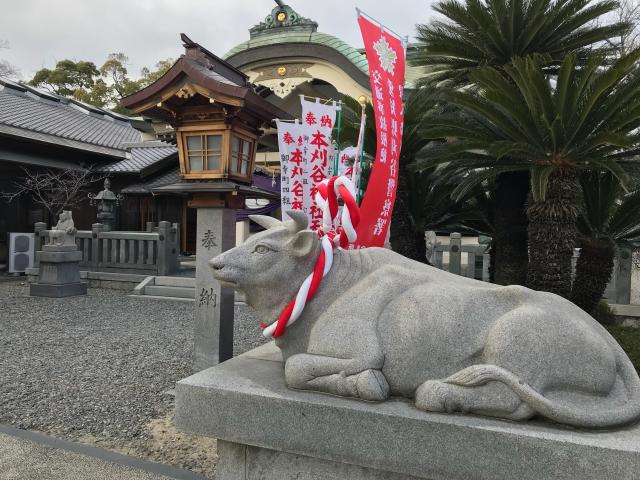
[0,0,435,81]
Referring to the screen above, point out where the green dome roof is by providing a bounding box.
[224,32,369,76]
[223,3,369,77]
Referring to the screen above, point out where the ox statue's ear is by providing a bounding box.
[291,230,316,257]
[285,210,309,233]
[249,215,281,230]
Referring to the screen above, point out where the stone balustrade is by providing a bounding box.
[432,233,491,281]
[34,221,180,276]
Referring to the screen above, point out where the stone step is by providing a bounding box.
[612,304,640,317]
[129,294,194,303]
[145,285,194,299]
[154,276,195,288]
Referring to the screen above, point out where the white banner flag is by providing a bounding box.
[275,99,339,232]
[299,97,338,231]
[276,120,307,224]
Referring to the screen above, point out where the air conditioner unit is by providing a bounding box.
[8,232,35,273]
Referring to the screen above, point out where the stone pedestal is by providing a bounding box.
[176,343,640,480]
[194,207,236,371]
[30,244,87,297]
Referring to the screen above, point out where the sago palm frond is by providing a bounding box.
[412,0,631,87]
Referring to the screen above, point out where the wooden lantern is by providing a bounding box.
[176,120,257,183]
[121,34,290,186]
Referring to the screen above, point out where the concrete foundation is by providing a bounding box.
[30,244,86,298]
[176,343,640,480]
[26,269,151,291]
[216,440,422,480]
[29,282,87,297]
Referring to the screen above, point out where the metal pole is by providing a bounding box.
[333,101,342,176]
[355,103,367,204]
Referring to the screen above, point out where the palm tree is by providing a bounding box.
[411,0,630,285]
[571,171,640,314]
[418,50,640,297]
[414,167,494,235]
[412,0,630,87]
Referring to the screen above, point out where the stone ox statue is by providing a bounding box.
[210,211,640,428]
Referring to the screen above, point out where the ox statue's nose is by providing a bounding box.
[209,255,225,271]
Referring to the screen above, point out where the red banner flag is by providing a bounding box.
[355,12,405,248]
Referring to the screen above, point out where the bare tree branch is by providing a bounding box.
[0,39,19,79]
[605,0,640,55]
[0,167,107,219]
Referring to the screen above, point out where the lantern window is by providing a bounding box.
[184,133,222,172]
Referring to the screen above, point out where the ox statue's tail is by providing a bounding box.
[445,343,640,428]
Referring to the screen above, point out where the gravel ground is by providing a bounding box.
[0,279,265,477]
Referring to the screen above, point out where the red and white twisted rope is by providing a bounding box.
[261,175,359,338]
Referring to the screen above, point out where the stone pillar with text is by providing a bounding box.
[191,195,239,371]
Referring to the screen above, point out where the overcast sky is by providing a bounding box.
[0,0,436,82]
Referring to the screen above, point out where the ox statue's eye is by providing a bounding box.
[254,244,271,254]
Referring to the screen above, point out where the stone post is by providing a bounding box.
[616,248,633,305]
[449,233,462,275]
[235,219,250,246]
[194,208,236,371]
[466,251,476,279]
[34,222,47,266]
[434,249,443,269]
[482,253,491,282]
[157,221,170,276]
[91,223,104,269]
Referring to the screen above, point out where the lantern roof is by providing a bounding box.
[92,178,120,201]
[120,34,291,124]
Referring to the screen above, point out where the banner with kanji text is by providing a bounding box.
[276,120,308,224]
[300,98,337,231]
[355,12,405,247]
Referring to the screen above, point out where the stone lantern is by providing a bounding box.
[121,34,290,370]
[87,178,124,231]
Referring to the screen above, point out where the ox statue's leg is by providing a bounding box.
[285,353,390,401]
[414,372,534,421]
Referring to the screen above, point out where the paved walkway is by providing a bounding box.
[0,426,205,480]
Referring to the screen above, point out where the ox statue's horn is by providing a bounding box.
[249,215,282,230]
[286,210,309,232]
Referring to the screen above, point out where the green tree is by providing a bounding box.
[28,54,174,113]
[100,53,140,98]
[571,171,640,315]
[413,0,630,87]
[412,0,630,286]
[419,51,640,297]
[138,59,174,88]
[73,80,109,108]
[29,59,100,96]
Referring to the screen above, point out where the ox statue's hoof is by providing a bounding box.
[356,369,389,402]
[415,380,461,413]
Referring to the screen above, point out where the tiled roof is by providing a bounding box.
[100,142,178,174]
[121,166,182,194]
[0,79,141,158]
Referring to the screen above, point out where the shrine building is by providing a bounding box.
[1,1,421,263]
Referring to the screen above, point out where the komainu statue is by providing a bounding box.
[48,210,77,247]
[210,211,640,428]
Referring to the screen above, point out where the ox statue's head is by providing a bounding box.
[209,211,321,315]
